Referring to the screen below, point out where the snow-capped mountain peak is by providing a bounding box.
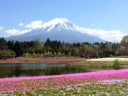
[6,18,105,43]
[41,18,76,31]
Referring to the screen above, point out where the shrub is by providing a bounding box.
[113,59,121,69]
[0,50,15,60]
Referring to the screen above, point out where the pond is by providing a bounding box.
[0,63,114,78]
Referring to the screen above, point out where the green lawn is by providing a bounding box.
[88,58,128,62]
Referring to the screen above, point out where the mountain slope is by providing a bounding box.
[6,18,105,43]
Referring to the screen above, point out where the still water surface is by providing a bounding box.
[0,63,114,78]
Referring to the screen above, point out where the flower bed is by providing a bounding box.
[0,58,88,62]
[0,69,128,92]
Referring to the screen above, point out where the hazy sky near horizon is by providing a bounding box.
[0,0,128,42]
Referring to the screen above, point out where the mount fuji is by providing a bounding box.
[6,18,105,43]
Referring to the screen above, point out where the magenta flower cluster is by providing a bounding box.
[0,58,88,62]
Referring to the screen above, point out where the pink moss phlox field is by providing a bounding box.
[0,58,88,62]
[0,69,128,92]
[0,69,128,82]
[36,58,88,61]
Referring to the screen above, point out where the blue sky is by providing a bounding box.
[0,0,128,42]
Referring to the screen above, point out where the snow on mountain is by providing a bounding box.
[33,18,76,33]
[42,18,76,31]
[5,18,105,43]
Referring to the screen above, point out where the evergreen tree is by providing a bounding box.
[13,41,24,57]
[0,37,8,50]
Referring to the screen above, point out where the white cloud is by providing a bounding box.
[19,22,24,26]
[91,24,96,26]
[75,27,126,42]
[25,20,43,29]
[6,28,31,36]
[0,27,4,30]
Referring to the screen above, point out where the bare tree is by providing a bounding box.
[121,35,128,47]
[120,35,128,55]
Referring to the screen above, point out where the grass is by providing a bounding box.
[88,58,128,62]
[0,57,128,70]
[70,60,128,70]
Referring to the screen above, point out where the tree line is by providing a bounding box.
[0,35,128,59]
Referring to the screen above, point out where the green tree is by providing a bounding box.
[34,39,44,50]
[0,37,8,50]
[14,41,24,57]
[7,40,15,50]
[0,50,15,59]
